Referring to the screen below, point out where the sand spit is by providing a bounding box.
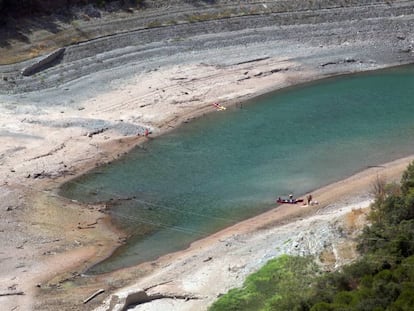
[0,0,414,310]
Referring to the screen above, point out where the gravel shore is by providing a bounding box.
[0,0,414,310]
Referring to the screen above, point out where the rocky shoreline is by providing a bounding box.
[1,1,414,310]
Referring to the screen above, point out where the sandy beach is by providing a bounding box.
[1,1,414,310]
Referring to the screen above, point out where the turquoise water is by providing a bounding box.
[61,65,414,274]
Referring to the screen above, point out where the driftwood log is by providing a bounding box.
[0,291,24,296]
[83,288,105,304]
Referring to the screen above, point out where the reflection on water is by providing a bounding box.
[61,65,414,274]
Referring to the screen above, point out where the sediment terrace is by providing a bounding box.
[1,0,414,95]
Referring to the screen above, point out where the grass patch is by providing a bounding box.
[209,255,320,311]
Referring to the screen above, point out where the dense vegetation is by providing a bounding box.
[210,162,414,311]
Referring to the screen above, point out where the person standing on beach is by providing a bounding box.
[307,194,313,205]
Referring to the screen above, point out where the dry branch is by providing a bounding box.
[0,291,24,296]
[83,289,105,304]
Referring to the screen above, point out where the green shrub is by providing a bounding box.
[209,255,319,311]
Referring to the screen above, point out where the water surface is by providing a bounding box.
[61,65,414,274]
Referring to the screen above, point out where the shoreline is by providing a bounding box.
[1,61,413,310]
[1,3,414,308]
[95,154,414,311]
[1,61,413,311]
[47,62,411,274]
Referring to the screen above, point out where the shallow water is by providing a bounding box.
[61,65,414,274]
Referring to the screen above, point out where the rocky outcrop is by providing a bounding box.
[98,286,202,311]
[21,47,65,76]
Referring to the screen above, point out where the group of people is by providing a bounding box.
[277,193,315,205]
[304,193,318,205]
[290,193,313,205]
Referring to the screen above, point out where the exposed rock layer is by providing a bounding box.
[1,0,413,95]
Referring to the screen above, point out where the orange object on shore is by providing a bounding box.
[212,103,226,111]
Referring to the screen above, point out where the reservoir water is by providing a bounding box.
[61,65,414,274]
